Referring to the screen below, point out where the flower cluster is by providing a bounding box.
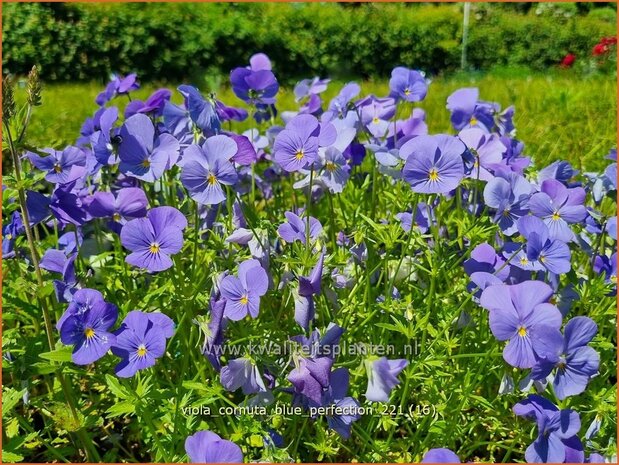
[4,51,616,463]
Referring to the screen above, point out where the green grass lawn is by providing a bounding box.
[18,70,617,173]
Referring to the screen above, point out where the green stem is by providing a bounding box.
[327,193,338,252]
[306,167,314,252]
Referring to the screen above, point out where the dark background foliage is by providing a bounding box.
[2,2,616,83]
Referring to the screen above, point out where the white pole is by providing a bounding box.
[461,2,471,71]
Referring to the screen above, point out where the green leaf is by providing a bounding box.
[2,387,26,414]
[1,450,24,463]
[38,345,72,363]
[105,374,129,400]
[106,401,136,418]
[5,417,20,438]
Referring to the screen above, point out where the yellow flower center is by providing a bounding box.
[207,173,217,185]
[112,212,121,222]
[404,88,411,96]
[557,361,566,370]
[539,254,546,263]
[470,116,478,126]
[372,117,379,124]
[84,328,95,339]
[519,256,529,266]
[517,326,527,337]
[53,163,63,173]
[5,233,12,240]
[141,159,151,168]
[551,211,561,221]
[325,161,337,172]
[428,168,440,182]
[240,295,249,305]
[137,344,147,357]
[502,209,511,217]
[149,242,160,254]
[611,274,617,284]
[295,150,304,161]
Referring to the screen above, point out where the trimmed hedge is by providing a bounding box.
[2,3,616,82]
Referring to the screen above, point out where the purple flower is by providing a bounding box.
[26,147,87,184]
[118,114,180,182]
[513,395,584,463]
[57,288,118,365]
[293,292,316,332]
[228,134,257,165]
[517,216,571,275]
[277,211,322,245]
[538,160,579,186]
[402,135,465,194]
[422,448,461,463]
[273,114,321,172]
[112,310,174,378]
[2,211,23,259]
[396,202,431,234]
[79,106,109,145]
[364,357,408,402]
[178,85,221,135]
[604,161,617,191]
[446,87,496,132]
[220,357,267,394]
[299,253,324,297]
[49,176,89,227]
[357,95,396,138]
[120,206,187,272]
[389,66,428,102]
[90,107,119,166]
[322,82,360,122]
[180,136,239,205]
[96,73,139,106]
[531,316,599,399]
[291,323,344,360]
[459,128,506,181]
[464,243,510,280]
[498,136,530,174]
[319,147,351,194]
[88,188,148,234]
[40,248,78,303]
[185,430,243,463]
[294,77,330,101]
[162,100,192,141]
[288,355,333,404]
[528,179,587,242]
[197,285,227,371]
[230,54,279,105]
[593,252,617,293]
[463,243,510,297]
[321,368,361,439]
[293,253,325,330]
[483,171,532,235]
[220,259,269,321]
[480,281,562,368]
[124,88,171,118]
[387,108,428,145]
[607,216,617,240]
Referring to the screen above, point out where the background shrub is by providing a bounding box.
[2,2,616,83]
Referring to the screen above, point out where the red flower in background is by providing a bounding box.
[592,36,617,56]
[560,53,576,68]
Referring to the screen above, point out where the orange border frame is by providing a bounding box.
[0,1,617,464]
